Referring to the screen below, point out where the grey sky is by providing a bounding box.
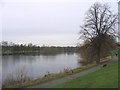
[1,0,118,46]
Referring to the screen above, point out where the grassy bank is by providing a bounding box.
[3,62,97,88]
[3,56,112,88]
[53,57,119,88]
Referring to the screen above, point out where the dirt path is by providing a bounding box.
[27,55,118,88]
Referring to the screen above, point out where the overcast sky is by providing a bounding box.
[1,0,118,46]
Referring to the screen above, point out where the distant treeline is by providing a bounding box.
[1,41,80,55]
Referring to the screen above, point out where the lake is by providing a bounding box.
[2,53,82,82]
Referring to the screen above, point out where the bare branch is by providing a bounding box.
[79,2,117,64]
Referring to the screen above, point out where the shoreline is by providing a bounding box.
[3,55,112,88]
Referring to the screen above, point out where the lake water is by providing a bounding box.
[2,53,81,82]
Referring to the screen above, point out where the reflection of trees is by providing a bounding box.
[2,56,21,68]
[2,53,83,83]
[2,55,37,68]
[40,55,57,61]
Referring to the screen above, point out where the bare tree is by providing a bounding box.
[79,3,117,64]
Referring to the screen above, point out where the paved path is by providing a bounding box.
[27,55,118,88]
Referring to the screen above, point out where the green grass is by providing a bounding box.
[54,61,118,88]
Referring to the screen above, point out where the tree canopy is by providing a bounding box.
[79,3,117,64]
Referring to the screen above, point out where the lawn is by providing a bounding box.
[53,51,119,88]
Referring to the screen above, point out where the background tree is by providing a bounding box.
[79,3,117,64]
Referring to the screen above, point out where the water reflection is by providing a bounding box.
[2,53,81,81]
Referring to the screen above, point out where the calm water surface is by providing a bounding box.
[2,53,81,81]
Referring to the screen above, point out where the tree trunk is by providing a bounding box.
[96,41,101,64]
[96,51,100,64]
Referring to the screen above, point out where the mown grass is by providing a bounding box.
[53,55,119,88]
